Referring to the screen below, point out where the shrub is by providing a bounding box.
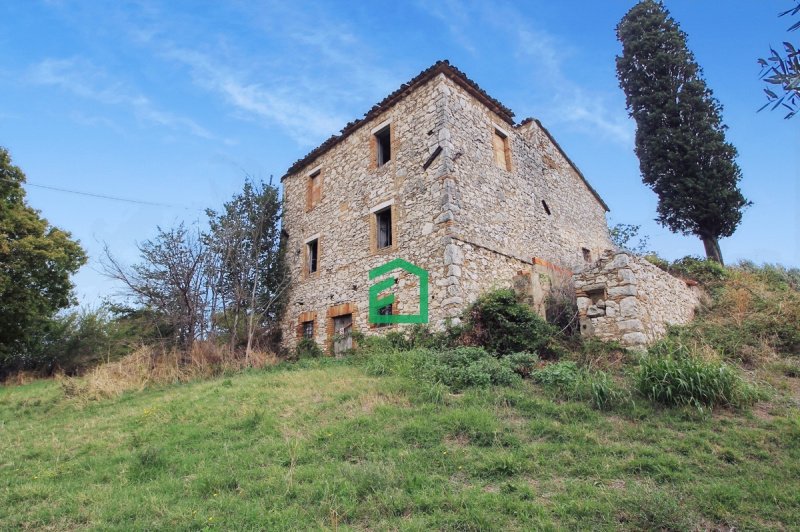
[294,338,324,360]
[531,361,579,388]
[643,253,669,271]
[637,353,754,410]
[505,352,539,378]
[531,361,631,410]
[430,347,520,391]
[669,256,727,285]
[461,289,558,356]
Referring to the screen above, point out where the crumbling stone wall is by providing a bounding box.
[574,251,701,347]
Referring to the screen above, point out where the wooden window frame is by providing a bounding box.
[306,167,323,212]
[491,125,512,171]
[370,119,393,169]
[296,311,317,340]
[303,235,321,278]
[369,200,398,254]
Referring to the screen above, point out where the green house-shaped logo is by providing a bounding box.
[369,258,429,324]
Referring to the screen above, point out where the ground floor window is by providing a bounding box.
[302,320,314,339]
[376,303,393,328]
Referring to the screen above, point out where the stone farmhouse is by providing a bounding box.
[278,60,628,353]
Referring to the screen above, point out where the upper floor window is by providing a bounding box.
[375,125,391,166]
[492,127,511,171]
[306,238,319,274]
[582,247,592,264]
[375,207,392,249]
[306,168,322,211]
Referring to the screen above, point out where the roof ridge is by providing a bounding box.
[281,60,515,179]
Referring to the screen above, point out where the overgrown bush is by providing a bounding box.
[293,338,324,360]
[430,347,520,391]
[545,275,579,335]
[358,346,533,392]
[636,351,754,410]
[530,361,631,410]
[643,253,669,271]
[668,256,728,285]
[461,289,559,357]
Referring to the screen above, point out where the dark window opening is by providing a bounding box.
[302,321,314,339]
[376,207,392,249]
[376,303,392,328]
[376,126,391,166]
[582,248,592,264]
[307,239,319,273]
[542,199,551,216]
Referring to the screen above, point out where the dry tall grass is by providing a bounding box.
[675,266,800,366]
[59,342,278,400]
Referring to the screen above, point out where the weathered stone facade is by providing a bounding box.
[574,251,702,347]
[279,61,613,351]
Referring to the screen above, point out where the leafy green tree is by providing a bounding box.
[616,1,750,264]
[609,223,651,254]
[205,179,287,356]
[0,147,87,376]
[758,2,800,118]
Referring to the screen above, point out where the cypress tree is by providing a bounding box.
[616,0,749,264]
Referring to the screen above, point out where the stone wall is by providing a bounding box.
[280,68,614,351]
[280,74,461,350]
[439,75,612,271]
[574,251,701,347]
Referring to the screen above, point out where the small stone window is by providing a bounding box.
[582,248,592,264]
[542,199,551,216]
[302,320,314,339]
[492,127,511,171]
[306,168,322,211]
[306,238,319,274]
[376,207,392,249]
[375,125,391,166]
[375,303,392,328]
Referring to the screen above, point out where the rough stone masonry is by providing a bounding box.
[278,60,696,352]
[574,251,702,347]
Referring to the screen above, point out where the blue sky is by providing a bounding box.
[1,0,798,305]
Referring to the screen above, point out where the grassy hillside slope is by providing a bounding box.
[2,357,799,530]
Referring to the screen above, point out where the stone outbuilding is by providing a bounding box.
[574,251,702,348]
[279,60,615,353]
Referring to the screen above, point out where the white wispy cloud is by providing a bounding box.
[511,25,633,145]
[416,0,633,146]
[27,57,216,140]
[156,46,347,145]
[121,1,403,145]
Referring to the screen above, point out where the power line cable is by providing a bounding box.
[0,176,204,211]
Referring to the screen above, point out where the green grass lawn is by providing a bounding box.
[2,357,799,530]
